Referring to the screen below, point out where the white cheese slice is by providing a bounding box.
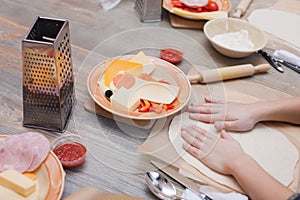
[110,77,179,111]
[98,77,111,96]
[129,51,155,74]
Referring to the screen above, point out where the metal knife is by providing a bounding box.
[257,50,284,73]
[151,160,213,200]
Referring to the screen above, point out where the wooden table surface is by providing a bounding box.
[1,0,300,199]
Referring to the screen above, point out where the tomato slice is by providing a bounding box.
[205,1,219,12]
[160,48,183,64]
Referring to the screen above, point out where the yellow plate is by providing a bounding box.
[87,55,191,120]
[163,0,231,20]
[0,137,65,200]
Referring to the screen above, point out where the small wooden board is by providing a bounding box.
[169,13,207,29]
[84,99,155,129]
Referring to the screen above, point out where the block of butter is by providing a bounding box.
[0,169,36,197]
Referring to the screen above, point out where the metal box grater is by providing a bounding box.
[134,0,162,22]
[22,16,75,132]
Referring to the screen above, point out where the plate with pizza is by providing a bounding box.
[163,0,231,20]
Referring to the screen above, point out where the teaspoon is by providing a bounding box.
[146,171,188,200]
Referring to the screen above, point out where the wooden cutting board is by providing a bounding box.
[169,13,207,29]
[65,187,143,200]
[84,99,155,129]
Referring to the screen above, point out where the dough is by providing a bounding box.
[169,112,299,192]
[248,9,300,48]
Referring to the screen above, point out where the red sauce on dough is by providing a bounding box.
[53,142,86,168]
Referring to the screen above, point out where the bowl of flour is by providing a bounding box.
[204,18,267,58]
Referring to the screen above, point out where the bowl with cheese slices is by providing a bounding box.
[87,51,191,120]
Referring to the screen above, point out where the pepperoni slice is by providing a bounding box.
[138,73,156,82]
[160,48,183,64]
[113,73,136,89]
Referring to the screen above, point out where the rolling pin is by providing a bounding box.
[230,0,253,18]
[187,64,271,84]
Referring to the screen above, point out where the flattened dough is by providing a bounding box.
[169,112,299,192]
[248,9,300,48]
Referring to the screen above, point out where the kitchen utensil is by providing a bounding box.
[273,49,300,67]
[146,171,188,200]
[151,160,212,200]
[273,50,300,74]
[134,0,162,22]
[187,64,270,84]
[257,50,284,73]
[231,0,253,18]
[22,16,75,132]
[273,59,300,74]
[204,18,267,58]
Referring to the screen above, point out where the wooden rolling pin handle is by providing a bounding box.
[188,74,203,84]
[231,0,253,18]
[254,64,271,73]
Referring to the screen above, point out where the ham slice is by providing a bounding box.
[25,132,50,172]
[0,132,50,173]
[0,134,34,173]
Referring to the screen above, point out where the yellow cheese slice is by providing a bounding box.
[103,59,143,87]
[172,9,228,20]
[0,169,36,197]
[23,172,37,181]
[129,51,155,74]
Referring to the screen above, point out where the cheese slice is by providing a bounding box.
[103,59,143,87]
[172,9,228,20]
[129,51,155,74]
[110,77,179,111]
[23,172,37,181]
[0,169,36,197]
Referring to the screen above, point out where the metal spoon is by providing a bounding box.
[146,171,187,200]
[273,58,300,74]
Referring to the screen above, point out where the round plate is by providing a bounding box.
[163,0,231,20]
[87,55,191,120]
[0,136,65,200]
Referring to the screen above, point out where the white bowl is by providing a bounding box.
[203,18,267,58]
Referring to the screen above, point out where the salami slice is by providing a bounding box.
[24,132,50,172]
[0,134,34,173]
